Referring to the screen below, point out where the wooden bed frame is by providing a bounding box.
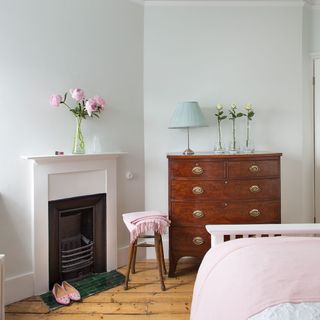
[206,224,320,247]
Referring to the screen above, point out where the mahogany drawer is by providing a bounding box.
[170,160,225,179]
[171,178,280,201]
[170,200,280,226]
[170,226,210,256]
[228,160,280,178]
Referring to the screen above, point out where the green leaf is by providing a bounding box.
[248,111,255,118]
[218,111,223,116]
[237,113,243,117]
[220,116,227,120]
[63,92,67,103]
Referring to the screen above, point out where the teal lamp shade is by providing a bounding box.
[168,101,207,154]
[168,101,207,128]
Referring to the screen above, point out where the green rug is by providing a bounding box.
[41,270,125,310]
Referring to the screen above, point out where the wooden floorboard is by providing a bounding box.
[5,259,197,320]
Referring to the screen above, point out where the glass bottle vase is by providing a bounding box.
[214,120,225,153]
[243,118,255,153]
[72,116,85,154]
[229,118,240,153]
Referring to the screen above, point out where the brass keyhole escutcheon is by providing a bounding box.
[249,209,261,217]
[192,186,204,195]
[249,185,261,193]
[249,165,260,173]
[193,237,204,246]
[192,210,204,218]
[192,166,204,175]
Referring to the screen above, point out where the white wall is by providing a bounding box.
[312,7,320,52]
[144,3,314,224]
[302,5,314,223]
[0,0,144,303]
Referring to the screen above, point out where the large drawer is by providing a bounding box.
[170,226,210,256]
[171,178,280,201]
[170,200,280,226]
[228,160,280,179]
[169,160,226,179]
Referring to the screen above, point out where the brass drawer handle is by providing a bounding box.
[249,185,261,193]
[192,166,204,175]
[192,210,204,218]
[193,237,204,246]
[249,209,261,217]
[249,165,260,173]
[192,186,204,195]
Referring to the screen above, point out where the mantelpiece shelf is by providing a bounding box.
[21,152,126,164]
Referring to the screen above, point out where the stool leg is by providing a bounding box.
[124,240,136,290]
[131,242,137,274]
[159,235,167,275]
[155,232,166,291]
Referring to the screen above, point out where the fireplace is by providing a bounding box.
[48,193,106,289]
[23,152,122,296]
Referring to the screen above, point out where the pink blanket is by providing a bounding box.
[191,237,320,320]
[122,211,170,243]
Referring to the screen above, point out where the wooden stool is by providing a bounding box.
[124,232,167,291]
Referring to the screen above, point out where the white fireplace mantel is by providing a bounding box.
[23,152,126,295]
[22,152,126,163]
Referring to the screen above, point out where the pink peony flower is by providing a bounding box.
[69,88,85,101]
[49,94,62,107]
[85,98,97,116]
[93,96,106,108]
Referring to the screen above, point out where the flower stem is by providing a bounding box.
[62,102,71,110]
[246,116,250,148]
[232,118,236,150]
[218,119,222,149]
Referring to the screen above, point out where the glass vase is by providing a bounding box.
[229,118,240,153]
[243,118,255,153]
[72,116,85,154]
[214,120,225,153]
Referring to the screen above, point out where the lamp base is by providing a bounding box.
[183,148,194,155]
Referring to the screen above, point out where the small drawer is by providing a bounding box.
[170,201,280,226]
[228,160,280,178]
[170,160,225,179]
[170,226,210,256]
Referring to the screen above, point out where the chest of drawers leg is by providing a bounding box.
[167,153,282,277]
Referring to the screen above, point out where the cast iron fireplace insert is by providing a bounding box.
[48,193,106,289]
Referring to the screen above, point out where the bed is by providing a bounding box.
[190,224,320,320]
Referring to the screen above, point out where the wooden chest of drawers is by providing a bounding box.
[167,152,282,276]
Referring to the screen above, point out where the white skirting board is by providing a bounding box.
[146,237,169,260]
[118,244,147,267]
[5,272,34,306]
[0,255,4,320]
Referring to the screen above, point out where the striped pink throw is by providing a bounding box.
[123,211,170,243]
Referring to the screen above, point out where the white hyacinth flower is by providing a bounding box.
[231,103,237,110]
[216,104,223,110]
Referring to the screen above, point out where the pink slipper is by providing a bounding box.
[62,281,81,301]
[52,283,70,305]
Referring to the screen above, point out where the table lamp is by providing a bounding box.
[168,101,207,155]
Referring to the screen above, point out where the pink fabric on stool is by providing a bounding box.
[123,211,171,243]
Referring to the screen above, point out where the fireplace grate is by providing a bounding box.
[60,235,94,274]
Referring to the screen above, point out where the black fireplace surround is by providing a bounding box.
[48,193,106,289]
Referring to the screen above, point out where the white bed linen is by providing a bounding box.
[250,302,320,320]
